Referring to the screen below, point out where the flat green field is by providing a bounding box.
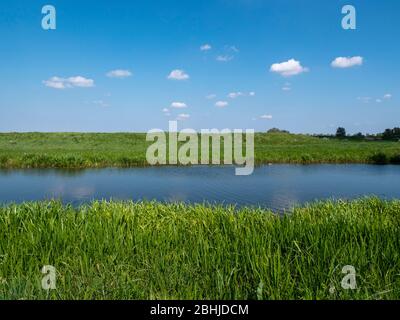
[0,132,400,168]
[0,198,399,300]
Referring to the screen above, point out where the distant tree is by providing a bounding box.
[353,132,365,139]
[382,129,392,140]
[382,127,400,140]
[267,128,290,134]
[336,127,346,138]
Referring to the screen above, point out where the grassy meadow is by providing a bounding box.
[0,132,400,168]
[0,198,399,300]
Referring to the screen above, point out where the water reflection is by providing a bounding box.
[0,165,399,213]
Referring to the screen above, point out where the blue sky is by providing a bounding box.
[0,0,399,133]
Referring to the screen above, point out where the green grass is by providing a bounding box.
[0,198,399,300]
[0,132,399,168]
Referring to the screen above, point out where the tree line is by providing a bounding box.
[335,127,400,141]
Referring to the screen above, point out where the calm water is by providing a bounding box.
[1,165,400,212]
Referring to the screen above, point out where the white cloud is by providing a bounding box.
[384,93,392,99]
[163,107,171,116]
[177,113,190,120]
[206,94,217,99]
[67,76,94,87]
[170,102,188,109]
[106,69,132,78]
[215,101,228,108]
[43,76,94,89]
[167,69,190,80]
[227,92,244,99]
[200,44,212,51]
[358,94,392,104]
[43,77,68,89]
[216,55,233,62]
[270,59,308,77]
[331,56,363,68]
[227,91,255,98]
[260,114,273,120]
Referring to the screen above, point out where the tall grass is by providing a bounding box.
[0,198,399,300]
[0,132,399,168]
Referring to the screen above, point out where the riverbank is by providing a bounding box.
[1,132,400,168]
[0,198,399,299]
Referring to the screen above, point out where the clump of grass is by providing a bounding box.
[0,198,399,300]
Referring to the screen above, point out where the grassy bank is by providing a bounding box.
[0,198,399,300]
[1,132,400,168]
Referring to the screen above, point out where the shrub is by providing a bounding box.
[369,152,388,165]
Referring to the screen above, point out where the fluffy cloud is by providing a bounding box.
[200,44,212,51]
[331,56,363,68]
[227,92,244,99]
[215,101,228,108]
[260,114,273,120]
[43,77,67,89]
[227,91,255,98]
[167,69,190,80]
[270,59,308,77]
[384,93,392,99]
[43,76,94,89]
[68,76,94,87]
[177,113,190,120]
[106,69,132,78]
[170,102,187,109]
